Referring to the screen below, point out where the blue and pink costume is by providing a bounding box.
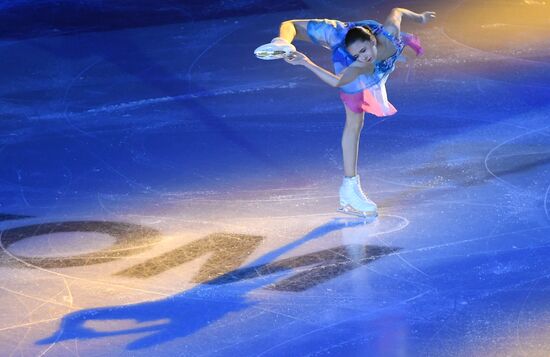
[306,19,423,116]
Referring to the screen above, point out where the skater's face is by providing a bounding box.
[347,39,377,64]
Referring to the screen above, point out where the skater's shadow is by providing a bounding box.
[37,217,369,350]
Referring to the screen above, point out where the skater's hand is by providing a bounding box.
[284,51,310,66]
[420,11,436,24]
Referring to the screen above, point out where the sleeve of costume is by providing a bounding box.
[400,32,424,56]
[306,19,346,50]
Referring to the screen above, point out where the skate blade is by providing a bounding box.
[337,206,378,219]
[254,50,290,60]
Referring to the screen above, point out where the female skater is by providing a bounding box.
[255,8,435,217]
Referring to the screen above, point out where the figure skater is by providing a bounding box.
[255,8,436,217]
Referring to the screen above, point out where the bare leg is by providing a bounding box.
[341,104,365,177]
[278,20,312,43]
[338,105,377,216]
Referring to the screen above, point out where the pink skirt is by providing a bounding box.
[339,77,397,117]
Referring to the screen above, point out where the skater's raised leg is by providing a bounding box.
[254,20,311,60]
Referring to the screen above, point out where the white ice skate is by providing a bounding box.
[254,37,296,60]
[337,175,378,218]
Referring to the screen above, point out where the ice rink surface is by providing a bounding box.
[0,0,549,356]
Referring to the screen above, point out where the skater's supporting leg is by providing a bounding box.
[338,175,378,217]
[342,104,365,177]
[338,104,377,217]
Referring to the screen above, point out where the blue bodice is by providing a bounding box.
[332,20,406,93]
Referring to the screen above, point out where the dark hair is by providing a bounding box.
[344,26,374,48]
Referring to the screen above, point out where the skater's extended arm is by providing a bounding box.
[285,52,372,88]
[384,8,436,35]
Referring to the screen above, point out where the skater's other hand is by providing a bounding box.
[284,51,310,66]
[420,11,436,24]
